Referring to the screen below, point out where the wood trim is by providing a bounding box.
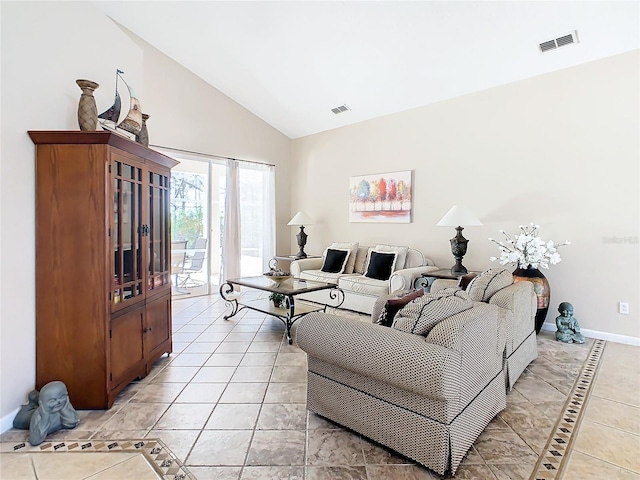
[28,131,179,169]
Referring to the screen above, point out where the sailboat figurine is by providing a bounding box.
[98,69,142,138]
[97,69,122,131]
[117,81,142,135]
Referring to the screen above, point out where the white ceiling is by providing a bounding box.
[94,1,639,139]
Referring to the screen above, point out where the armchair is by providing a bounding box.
[177,237,208,288]
[170,240,187,292]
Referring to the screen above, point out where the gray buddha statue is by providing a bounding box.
[13,381,80,446]
[555,302,585,344]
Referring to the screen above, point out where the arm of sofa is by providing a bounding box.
[389,265,439,292]
[427,302,504,409]
[290,257,323,276]
[297,312,460,400]
[489,281,536,348]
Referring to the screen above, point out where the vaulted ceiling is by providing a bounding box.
[94,1,639,139]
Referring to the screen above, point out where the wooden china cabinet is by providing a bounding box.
[29,131,178,409]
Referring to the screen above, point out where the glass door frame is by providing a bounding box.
[158,146,275,299]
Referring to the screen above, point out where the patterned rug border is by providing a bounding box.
[529,338,606,480]
[5,438,196,480]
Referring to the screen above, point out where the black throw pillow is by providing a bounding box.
[364,251,396,281]
[320,248,349,273]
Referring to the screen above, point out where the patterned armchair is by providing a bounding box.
[296,294,507,475]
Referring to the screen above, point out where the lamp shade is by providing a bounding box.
[436,205,482,227]
[287,211,314,226]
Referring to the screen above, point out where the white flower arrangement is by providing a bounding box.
[489,223,570,270]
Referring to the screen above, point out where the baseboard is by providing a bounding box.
[540,322,640,346]
[1,406,20,434]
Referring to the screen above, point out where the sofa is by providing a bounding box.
[430,268,538,389]
[290,242,438,314]
[296,287,508,475]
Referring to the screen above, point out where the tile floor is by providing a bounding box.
[1,292,639,479]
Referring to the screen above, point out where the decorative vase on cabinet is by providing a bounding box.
[512,266,550,334]
[30,130,178,409]
[76,79,99,131]
[136,113,150,147]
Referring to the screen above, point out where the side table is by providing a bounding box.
[414,268,480,292]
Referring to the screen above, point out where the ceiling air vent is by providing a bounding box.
[539,30,579,53]
[331,104,351,115]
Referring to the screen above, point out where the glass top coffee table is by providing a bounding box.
[219,276,344,344]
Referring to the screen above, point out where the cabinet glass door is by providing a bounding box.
[147,169,171,293]
[113,158,144,310]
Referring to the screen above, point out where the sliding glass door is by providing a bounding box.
[166,150,274,298]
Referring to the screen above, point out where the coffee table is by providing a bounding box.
[219,276,344,344]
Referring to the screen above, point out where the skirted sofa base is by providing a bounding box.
[306,365,506,475]
[297,299,508,476]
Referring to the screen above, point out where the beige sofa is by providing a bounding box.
[296,288,508,475]
[290,243,438,314]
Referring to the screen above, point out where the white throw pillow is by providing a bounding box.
[323,242,359,274]
[375,244,409,271]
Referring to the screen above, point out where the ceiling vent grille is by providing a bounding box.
[539,31,578,53]
[331,104,351,114]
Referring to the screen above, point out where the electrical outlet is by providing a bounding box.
[619,302,630,315]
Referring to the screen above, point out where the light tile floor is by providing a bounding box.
[1,293,639,479]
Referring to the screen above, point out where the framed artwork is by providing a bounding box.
[349,170,413,223]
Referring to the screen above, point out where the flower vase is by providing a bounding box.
[513,266,550,334]
[76,79,100,131]
[135,113,150,147]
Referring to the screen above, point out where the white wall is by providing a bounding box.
[121,25,292,250]
[0,1,290,427]
[291,50,640,341]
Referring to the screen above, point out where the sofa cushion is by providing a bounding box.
[324,242,359,274]
[375,244,409,270]
[466,268,513,302]
[376,289,425,327]
[338,275,389,297]
[392,288,473,336]
[299,270,358,285]
[364,251,397,281]
[353,246,370,274]
[321,248,350,273]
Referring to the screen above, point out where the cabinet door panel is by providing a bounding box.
[145,294,172,363]
[112,154,145,311]
[110,308,145,387]
[147,168,171,294]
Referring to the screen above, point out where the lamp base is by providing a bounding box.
[295,226,308,259]
[449,226,469,277]
[450,263,468,276]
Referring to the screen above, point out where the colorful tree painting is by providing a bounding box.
[349,171,412,223]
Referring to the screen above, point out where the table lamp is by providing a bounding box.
[436,205,482,275]
[287,211,314,259]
